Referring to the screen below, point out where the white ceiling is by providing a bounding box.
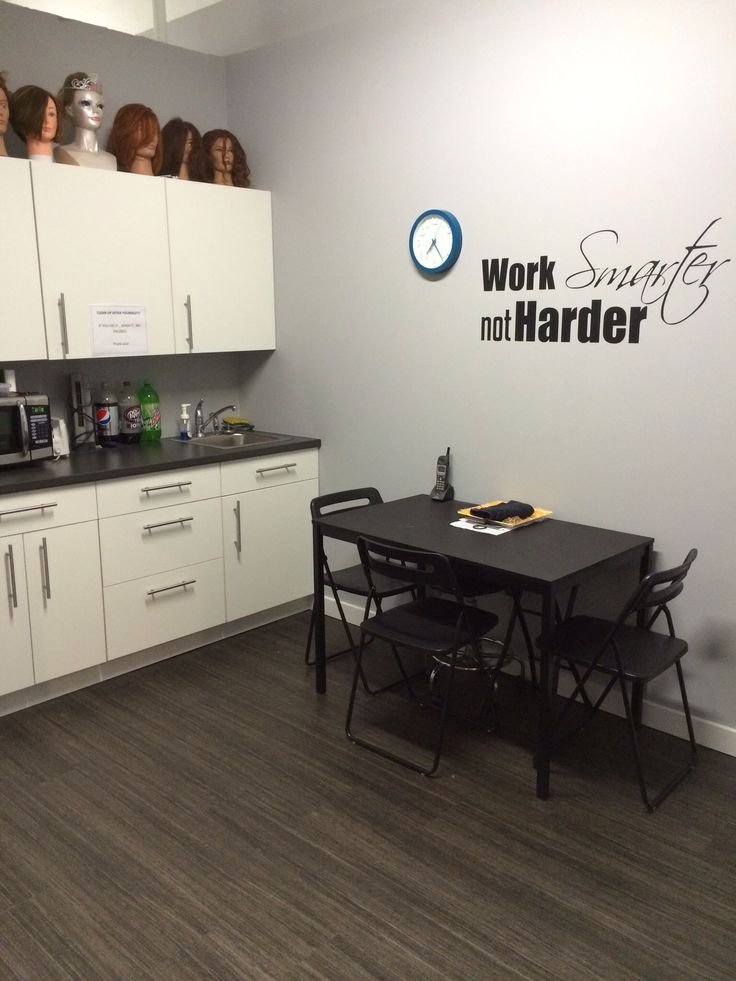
[4,0,398,56]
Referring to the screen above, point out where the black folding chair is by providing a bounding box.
[346,537,501,777]
[546,548,698,811]
[305,488,415,692]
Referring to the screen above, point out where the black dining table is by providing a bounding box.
[312,493,653,800]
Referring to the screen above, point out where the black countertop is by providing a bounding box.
[0,432,321,495]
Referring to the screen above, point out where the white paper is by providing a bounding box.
[91,305,149,356]
[451,518,512,536]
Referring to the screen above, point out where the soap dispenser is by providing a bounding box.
[179,403,192,440]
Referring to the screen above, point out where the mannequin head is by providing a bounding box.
[58,72,105,138]
[202,128,250,188]
[0,72,10,156]
[107,103,162,175]
[9,84,61,157]
[159,117,207,181]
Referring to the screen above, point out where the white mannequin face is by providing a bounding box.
[211,137,233,175]
[40,96,58,143]
[0,89,8,136]
[69,89,104,131]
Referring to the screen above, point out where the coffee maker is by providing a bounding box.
[70,373,96,449]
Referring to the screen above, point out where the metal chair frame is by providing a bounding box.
[345,537,501,777]
[547,548,698,811]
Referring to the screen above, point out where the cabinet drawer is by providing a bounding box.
[104,558,225,660]
[0,483,97,534]
[96,465,220,517]
[99,497,222,585]
[220,449,318,496]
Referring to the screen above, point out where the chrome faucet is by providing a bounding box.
[194,399,237,437]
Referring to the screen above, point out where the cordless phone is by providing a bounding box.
[430,446,454,502]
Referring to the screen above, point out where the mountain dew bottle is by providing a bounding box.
[138,380,161,441]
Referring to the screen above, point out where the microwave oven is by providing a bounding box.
[0,394,54,466]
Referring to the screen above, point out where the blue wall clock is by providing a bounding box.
[409,209,463,274]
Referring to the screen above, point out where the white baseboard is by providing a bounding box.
[324,593,736,759]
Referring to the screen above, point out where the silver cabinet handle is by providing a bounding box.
[147,578,196,598]
[140,480,192,494]
[255,463,297,476]
[0,502,57,519]
[41,536,51,600]
[143,516,194,533]
[19,404,30,457]
[234,499,242,554]
[6,544,18,609]
[58,293,70,357]
[184,294,194,351]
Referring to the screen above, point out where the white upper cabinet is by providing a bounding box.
[0,159,47,360]
[31,163,175,359]
[165,180,276,354]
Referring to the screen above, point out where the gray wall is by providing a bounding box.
[1,0,734,747]
[225,0,736,742]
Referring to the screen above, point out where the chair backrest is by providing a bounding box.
[619,548,697,637]
[310,487,383,521]
[357,536,464,603]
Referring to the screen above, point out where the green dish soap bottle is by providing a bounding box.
[138,380,162,441]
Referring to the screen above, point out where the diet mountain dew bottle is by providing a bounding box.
[138,380,161,441]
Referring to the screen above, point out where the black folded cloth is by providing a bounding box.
[470,500,535,522]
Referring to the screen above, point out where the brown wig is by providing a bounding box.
[107,103,162,173]
[202,128,251,188]
[9,84,62,143]
[158,117,208,182]
[0,71,10,104]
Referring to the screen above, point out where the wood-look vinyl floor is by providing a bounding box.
[0,612,734,980]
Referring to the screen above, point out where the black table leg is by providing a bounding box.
[536,591,554,799]
[312,523,327,694]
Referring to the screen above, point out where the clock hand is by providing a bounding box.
[425,237,437,256]
[431,240,444,260]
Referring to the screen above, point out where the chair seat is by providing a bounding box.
[330,563,411,598]
[364,597,499,654]
[549,615,688,682]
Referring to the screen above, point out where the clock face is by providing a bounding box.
[409,210,462,273]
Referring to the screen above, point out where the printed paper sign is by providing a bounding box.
[91,305,149,355]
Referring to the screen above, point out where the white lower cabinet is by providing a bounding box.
[0,447,318,701]
[0,534,35,695]
[104,558,225,660]
[0,485,105,687]
[98,466,224,660]
[24,521,106,683]
[221,450,318,621]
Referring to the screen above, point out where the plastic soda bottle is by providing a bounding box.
[138,380,162,441]
[94,381,120,447]
[118,381,142,444]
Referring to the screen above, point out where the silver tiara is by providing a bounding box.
[69,75,102,94]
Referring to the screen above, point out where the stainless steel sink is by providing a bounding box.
[189,431,284,449]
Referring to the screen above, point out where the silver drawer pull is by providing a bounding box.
[6,544,18,609]
[147,578,196,598]
[255,463,297,476]
[41,537,51,600]
[140,480,193,494]
[143,516,194,533]
[234,499,242,554]
[0,502,57,519]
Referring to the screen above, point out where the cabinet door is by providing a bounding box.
[166,180,276,353]
[0,534,35,696]
[0,159,47,360]
[24,522,106,683]
[223,478,317,621]
[31,163,175,359]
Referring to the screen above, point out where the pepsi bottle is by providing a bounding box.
[94,381,120,447]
